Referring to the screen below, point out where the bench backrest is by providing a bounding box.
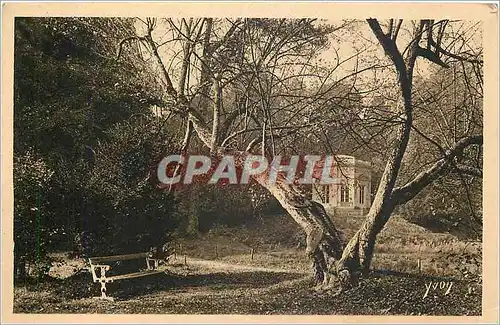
[89,252,149,264]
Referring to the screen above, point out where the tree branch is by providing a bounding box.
[210,77,222,153]
[178,18,194,96]
[391,135,483,205]
[167,120,193,192]
[116,36,143,60]
[428,33,483,64]
[392,19,403,41]
[454,164,483,177]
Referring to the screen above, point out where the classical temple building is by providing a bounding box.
[310,155,372,216]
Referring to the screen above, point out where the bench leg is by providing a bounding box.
[146,257,160,270]
[93,280,114,301]
[100,281,107,298]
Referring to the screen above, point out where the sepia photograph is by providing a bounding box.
[1,2,498,323]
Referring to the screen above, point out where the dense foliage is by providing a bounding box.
[14,17,174,278]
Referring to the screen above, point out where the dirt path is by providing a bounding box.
[141,255,313,299]
[172,256,308,275]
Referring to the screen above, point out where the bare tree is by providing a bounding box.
[335,19,483,287]
[116,18,363,286]
[116,18,483,289]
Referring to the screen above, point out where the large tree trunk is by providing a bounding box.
[203,149,346,286]
[333,20,483,288]
[334,19,424,287]
[336,203,395,287]
[335,108,412,284]
[252,174,344,285]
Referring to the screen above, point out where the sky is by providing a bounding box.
[133,17,483,109]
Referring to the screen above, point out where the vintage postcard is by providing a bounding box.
[1,1,498,324]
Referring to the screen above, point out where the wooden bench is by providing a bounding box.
[88,252,170,300]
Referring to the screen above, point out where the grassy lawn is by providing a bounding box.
[178,214,481,278]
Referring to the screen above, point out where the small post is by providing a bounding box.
[184,255,187,266]
[417,258,422,274]
[251,248,254,261]
[215,244,218,259]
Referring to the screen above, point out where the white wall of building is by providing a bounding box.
[311,156,372,213]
